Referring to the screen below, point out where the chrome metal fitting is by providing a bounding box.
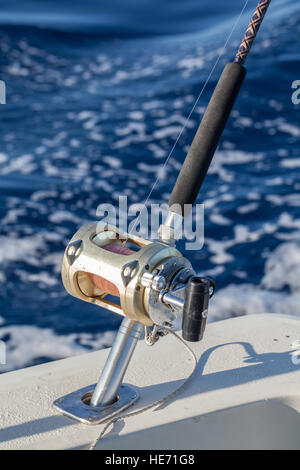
[141,272,167,291]
[158,211,176,244]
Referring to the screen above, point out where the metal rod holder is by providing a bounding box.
[91,318,143,407]
[53,317,143,425]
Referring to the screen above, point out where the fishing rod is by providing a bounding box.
[54,0,272,425]
[168,0,271,217]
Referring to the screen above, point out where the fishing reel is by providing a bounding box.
[62,222,215,342]
[57,220,215,423]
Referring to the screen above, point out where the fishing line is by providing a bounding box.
[128,0,249,236]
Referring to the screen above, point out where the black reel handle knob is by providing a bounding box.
[182,276,215,342]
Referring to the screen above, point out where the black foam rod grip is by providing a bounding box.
[168,62,246,215]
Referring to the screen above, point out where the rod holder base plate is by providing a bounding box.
[53,383,138,425]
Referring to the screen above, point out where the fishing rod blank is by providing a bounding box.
[168,0,272,215]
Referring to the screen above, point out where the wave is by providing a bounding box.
[0,324,116,372]
[0,0,298,38]
[0,0,299,371]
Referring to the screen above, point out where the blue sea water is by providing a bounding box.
[0,0,299,370]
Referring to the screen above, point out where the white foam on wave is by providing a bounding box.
[255,118,300,138]
[0,153,8,164]
[210,241,300,321]
[30,190,58,202]
[281,159,300,169]
[209,284,300,322]
[0,208,27,225]
[206,223,268,265]
[0,234,45,266]
[237,202,259,214]
[206,149,264,183]
[102,156,122,169]
[262,242,300,293]
[48,210,81,225]
[0,324,116,372]
[266,193,300,207]
[206,210,300,267]
[0,154,37,175]
[209,213,231,226]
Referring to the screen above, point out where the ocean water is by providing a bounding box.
[0,0,299,371]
